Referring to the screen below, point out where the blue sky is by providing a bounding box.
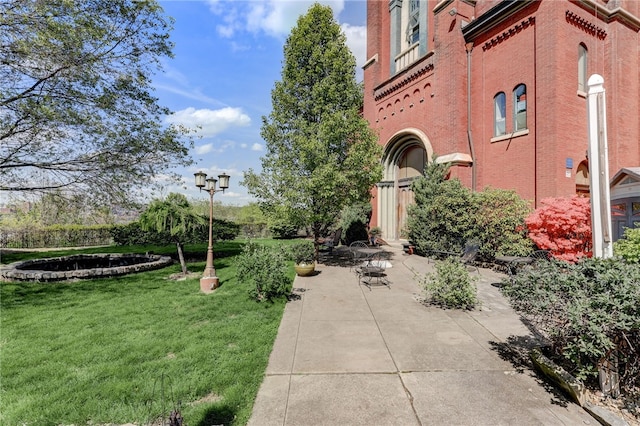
[153,0,368,205]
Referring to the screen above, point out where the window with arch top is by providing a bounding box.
[494,92,506,136]
[578,44,587,93]
[406,0,421,45]
[513,84,527,132]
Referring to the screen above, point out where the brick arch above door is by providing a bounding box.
[376,129,433,240]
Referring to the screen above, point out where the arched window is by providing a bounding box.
[578,44,588,93]
[406,0,421,45]
[389,0,426,74]
[513,84,527,131]
[494,92,506,136]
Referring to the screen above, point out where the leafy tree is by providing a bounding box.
[242,3,383,256]
[138,193,203,275]
[237,203,266,224]
[526,196,592,262]
[0,0,192,205]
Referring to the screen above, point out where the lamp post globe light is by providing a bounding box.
[194,171,230,293]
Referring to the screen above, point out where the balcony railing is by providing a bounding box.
[394,42,420,73]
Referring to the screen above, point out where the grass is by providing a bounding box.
[0,240,296,425]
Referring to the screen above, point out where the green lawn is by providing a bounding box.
[0,241,295,425]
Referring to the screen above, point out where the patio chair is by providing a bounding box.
[318,228,342,254]
[460,240,480,270]
[349,240,369,272]
[432,240,480,272]
[506,249,551,281]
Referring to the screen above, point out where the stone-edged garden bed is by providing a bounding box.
[0,253,173,282]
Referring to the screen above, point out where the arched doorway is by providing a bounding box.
[378,129,432,240]
[576,161,590,196]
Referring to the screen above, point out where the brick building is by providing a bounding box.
[363,0,640,241]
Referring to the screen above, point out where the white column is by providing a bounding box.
[586,74,613,258]
[378,182,396,240]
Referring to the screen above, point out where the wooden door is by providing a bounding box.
[397,182,414,239]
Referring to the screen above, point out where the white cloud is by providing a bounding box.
[207,0,346,38]
[251,143,264,151]
[166,107,251,137]
[192,165,242,180]
[155,63,227,106]
[341,23,366,71]
[195,143,214,155]
[219,191,243,198]
[204,1,364,79]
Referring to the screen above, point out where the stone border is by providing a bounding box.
[530,348,631,426]
[0,253,173,282]
[530,348,586,406]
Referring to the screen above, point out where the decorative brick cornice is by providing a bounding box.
[374,60,435,101]
[566,10,607,39]
[571,0,640,32]
[482,17,535,51]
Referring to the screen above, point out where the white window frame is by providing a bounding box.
[578,44,588,93]
[513,84,527,132]
[494,92,506,136]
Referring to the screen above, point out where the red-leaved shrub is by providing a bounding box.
[525,196,592,262]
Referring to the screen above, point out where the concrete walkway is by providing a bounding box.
[248,245,594,425]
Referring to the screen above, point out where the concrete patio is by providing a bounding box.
[248,244,595,425]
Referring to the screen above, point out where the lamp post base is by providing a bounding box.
[200,276,219,294]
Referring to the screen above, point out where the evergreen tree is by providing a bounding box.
[243,3,382,254]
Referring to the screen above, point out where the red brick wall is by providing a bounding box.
[364,0,639,226]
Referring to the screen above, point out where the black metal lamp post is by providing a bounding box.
[194,171,230,293]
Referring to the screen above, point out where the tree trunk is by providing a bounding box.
[313,224,322,263]
[176,242,187,275]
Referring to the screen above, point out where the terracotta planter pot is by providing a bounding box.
[294,262,315,276]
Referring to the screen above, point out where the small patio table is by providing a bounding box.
[356,247,382,261]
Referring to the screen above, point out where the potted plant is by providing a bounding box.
[368,226,382,246]
[291,240,316,276]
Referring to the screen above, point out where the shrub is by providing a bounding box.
[408,176,475,256]
[502,257,640,394]
[196,217,240,242]
[110,222,170,246]
[236,241,292,301]
[338,202,371,245]
[614,227,640,263]
[472,188,533,259]
[288,240,315,264]
[407,159,534,261]
[268,221,299,239]
[420,257,478,310]
[238,222,270,238]
[526,196,592,262]
[111,218,240,246]
[1,225,113,249]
